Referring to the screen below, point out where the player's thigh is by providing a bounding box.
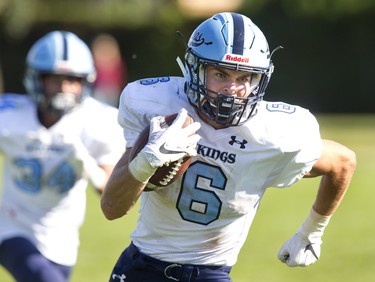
[0,236,71,282]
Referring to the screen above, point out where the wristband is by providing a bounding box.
[298,208,331,242]
[128,152,157,183]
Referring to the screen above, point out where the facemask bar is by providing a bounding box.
[185,50,271,126]
[24,69,92,116]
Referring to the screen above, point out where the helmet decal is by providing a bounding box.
[61,33,69,60]
[190,32,212,48]
[231,13,246,55]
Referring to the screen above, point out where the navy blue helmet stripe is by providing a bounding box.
[62,32,68,60]
[231,13,245,55]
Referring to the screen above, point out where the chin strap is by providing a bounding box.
[176,57,187,80]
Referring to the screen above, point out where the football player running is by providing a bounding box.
[101,12,356,282]
[0,31,124,281]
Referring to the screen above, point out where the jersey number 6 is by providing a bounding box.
[176,161,226,225]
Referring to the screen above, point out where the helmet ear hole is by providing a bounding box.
[185,52,196,66]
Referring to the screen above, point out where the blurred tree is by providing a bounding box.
[2,0,375,40]
[1,0,375,112]
[1,0,184,39]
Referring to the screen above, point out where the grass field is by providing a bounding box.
[0,114,374,281]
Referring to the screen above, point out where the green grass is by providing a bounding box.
[1,114,375,281]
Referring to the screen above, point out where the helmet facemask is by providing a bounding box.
[185,50,271,127]
[25,70,88,116]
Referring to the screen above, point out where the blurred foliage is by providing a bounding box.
[1,0,375,112]
[0,0,183,39]
[280,0,375,18]
[1,0,375,39]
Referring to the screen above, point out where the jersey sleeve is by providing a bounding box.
[117,77,187,148]
[80,98,125,166]
[0,94,34,153]
[261,101,323,188]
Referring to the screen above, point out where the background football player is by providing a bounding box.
[101,12,356,282]
[0,31,124,281]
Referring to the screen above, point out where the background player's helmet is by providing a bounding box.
[185,12,274,126]
[24,31,96,114]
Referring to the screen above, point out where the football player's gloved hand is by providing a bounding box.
[144,108,201,166]
[277,208,331,267]
[128,108,201,183]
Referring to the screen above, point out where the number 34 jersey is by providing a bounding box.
[0,94,124,266]
[119,76,323,267]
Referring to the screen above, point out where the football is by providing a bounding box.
[129,113,195,191]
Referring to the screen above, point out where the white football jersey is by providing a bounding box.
[118,76,322,266]
[0,94,124,266]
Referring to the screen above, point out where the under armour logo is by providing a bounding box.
[229,136,248,149]
[112,273,126,282]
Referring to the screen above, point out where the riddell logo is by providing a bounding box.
[225,54,249,63]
